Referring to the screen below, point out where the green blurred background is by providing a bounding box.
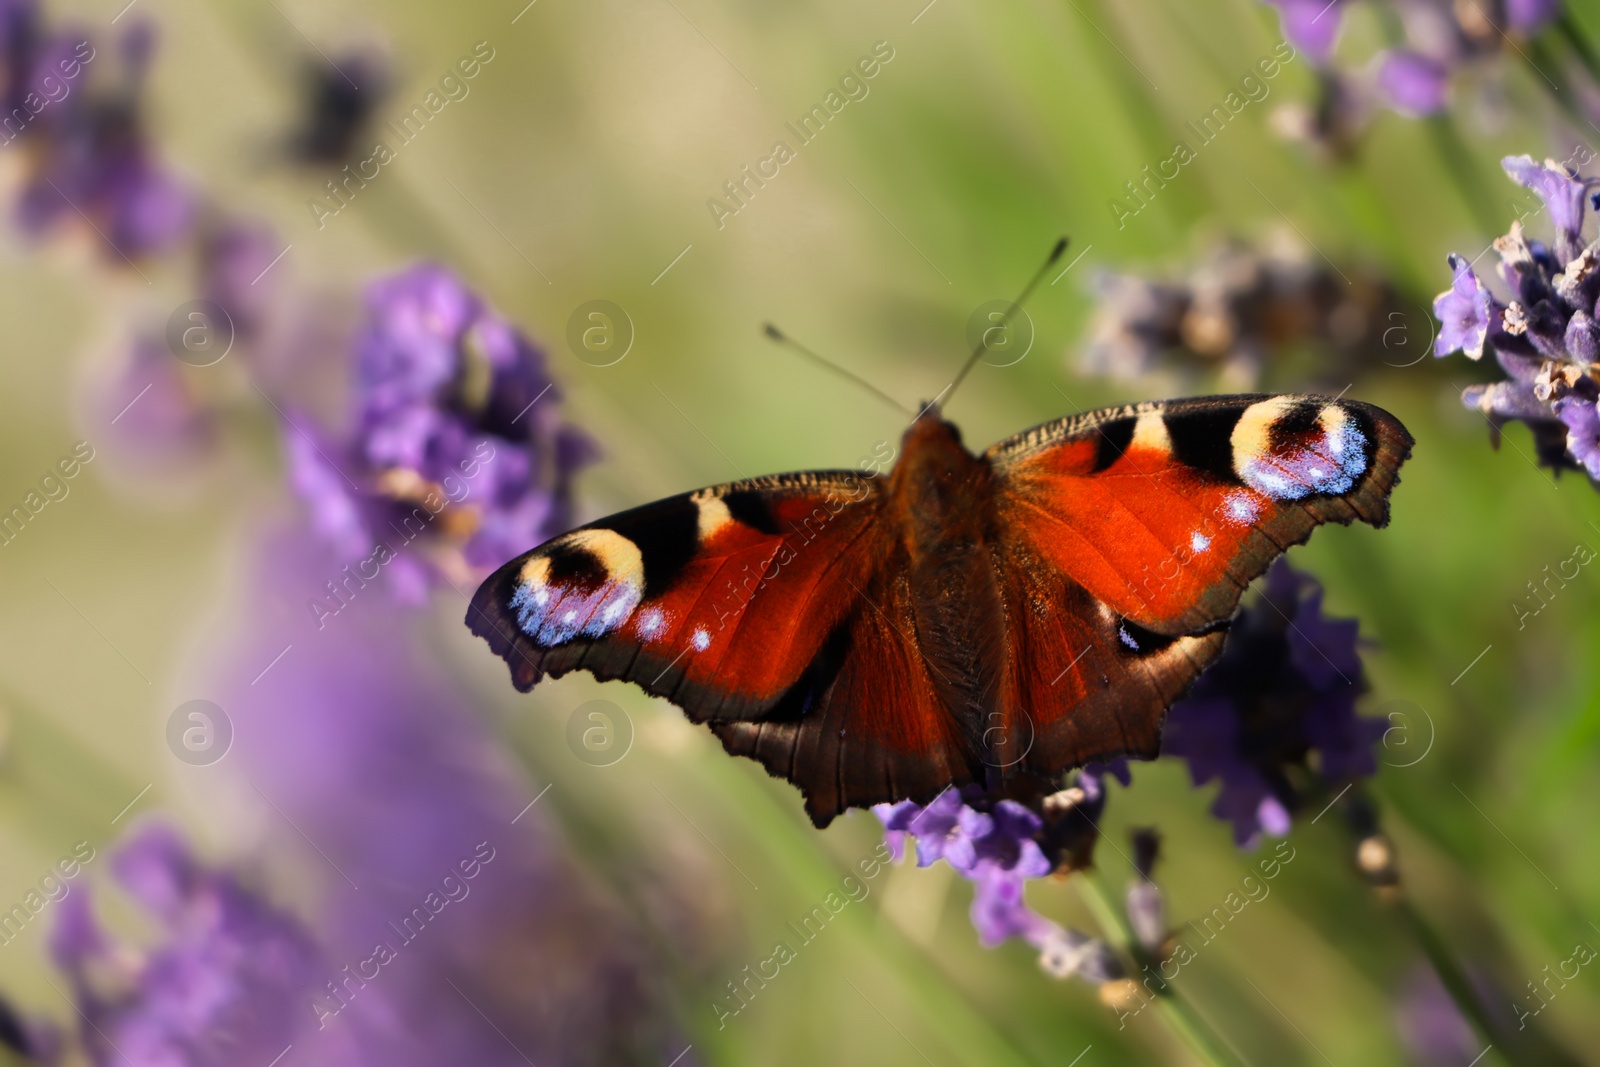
[1,0,1599,1062]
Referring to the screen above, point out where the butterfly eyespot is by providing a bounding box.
[1231,400,1369,501]
[509,529,646,645]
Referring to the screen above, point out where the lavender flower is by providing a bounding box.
[1081,238,1405,389]
[1264,0,1345,64]
[874,766,1129,981]
[1377,50,1450,116]
[1395,967,1482,1067]
[1265,0,1565,157]
[1433,254,1497,360]
[286,263,596,604]
[1162,560,1384,847]
[50,823,326,1067]
[198,218,282,343]
[187,527,684,1065]
[1434,155,1600,485]
[89,335,218,482]
[284,51,388,166]
[1125,830,1166,956]
[11,19,195,260]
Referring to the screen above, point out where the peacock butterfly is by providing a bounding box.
[466,391,1413,826]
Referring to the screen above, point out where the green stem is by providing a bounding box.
[1076,873,1251,1067]
[1556,12,1600,92]
[1393,896,1508,1059]
[1526,36,1599,144]
[1346,787,1588,1067]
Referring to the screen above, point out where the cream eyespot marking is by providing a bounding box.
[1191,531,1211,553]
[1232,400,1367,501]
[1131,411,1172,454]
[693,493,733,540]
[508,528,646,645]
[691,627,711,651]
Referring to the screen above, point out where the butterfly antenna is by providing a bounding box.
[941,236,1070,409]
[763,323,916,416]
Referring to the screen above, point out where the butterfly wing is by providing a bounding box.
[983,393,1412,776]
[467,471,977,824]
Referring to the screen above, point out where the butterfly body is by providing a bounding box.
[469,394,1412,826]
[887,413,1012,776]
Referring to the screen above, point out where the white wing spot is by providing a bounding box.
[691,627,711,651]
[637,608,666,640]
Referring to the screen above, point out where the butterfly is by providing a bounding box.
[466,391,1412,827]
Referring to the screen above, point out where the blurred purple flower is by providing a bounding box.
[286,263,596,604]
[50,823,326,1067]
[1377,50,1449,115]
[1265,1,1566,150]
[1162,560,1382,847]
[1507,0,1561,34]
[1434,154,1600,486]
[285,50,388,166]
[1395,966,1481,1066]
[1081,237,1405,389]
[89,335,218,482]
[12,20,195,261]
[1125,829,1166,956]
[1265,0,1344,65]
[180,527,681,1065]
[199,218,281,343]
